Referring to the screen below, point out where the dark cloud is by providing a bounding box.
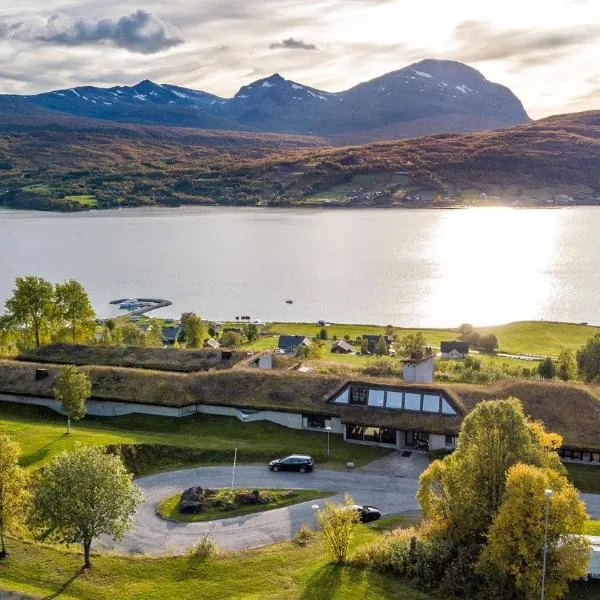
[1,10,184,54]
[270,37,318,51]
[451,20,600,68]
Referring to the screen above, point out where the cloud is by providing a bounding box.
[451,20,600,69]
[270,37,318,51]
[0,10,184,54]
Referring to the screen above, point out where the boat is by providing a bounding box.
[119,299,141,310]
[285,299,294,304]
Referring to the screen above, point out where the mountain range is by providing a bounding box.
[2,59,529,140]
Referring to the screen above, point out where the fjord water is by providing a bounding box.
[1,206,599,327]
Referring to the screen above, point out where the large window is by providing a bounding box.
[422,394,441,413]
[304,415,327,429]
[386,391,403,408]
[334,388,349,404]
[404,393,422,411]
[350,387,368,406]
[368,389,385,407]
[441,398,457,415]
[346,424,397,446]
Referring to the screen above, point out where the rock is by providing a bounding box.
[179,486,205,514]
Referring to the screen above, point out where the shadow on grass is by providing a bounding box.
[42,565,85,599]
[300,564,343,600]
[21,434,69,467]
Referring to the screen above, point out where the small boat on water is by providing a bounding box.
[285,299,294,304]
[119,299,141,310]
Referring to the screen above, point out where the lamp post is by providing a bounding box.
[311,504,320,530]
[325,426,332,457]
[541,488,553,600]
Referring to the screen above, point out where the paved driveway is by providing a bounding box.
[97,464,600,556]
[98,465,421,555]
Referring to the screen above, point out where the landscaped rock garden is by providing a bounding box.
[179,486,295,514]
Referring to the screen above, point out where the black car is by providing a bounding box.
[353,504,382,523]
[268,455,314,473]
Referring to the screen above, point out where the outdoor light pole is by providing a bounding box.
[231,447,238,490]
[541,488,553,600]
[312,504,320,529]
[325,426,332,456]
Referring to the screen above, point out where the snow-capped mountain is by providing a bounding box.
[1,60,530,139]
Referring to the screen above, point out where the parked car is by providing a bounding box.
[353,504,382,523]
[268,455,314,473]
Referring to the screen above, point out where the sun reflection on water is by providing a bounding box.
[421,208,563,326]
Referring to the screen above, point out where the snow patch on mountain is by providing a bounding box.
[414,70,433,79]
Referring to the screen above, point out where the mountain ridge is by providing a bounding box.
[1,59,529,140]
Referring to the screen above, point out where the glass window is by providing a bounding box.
[422,394,440,413]
[368,389,385,407]
[445,435,455,446]
[441,398,456,415]
[386,391,403,409]
[304,415,326,429]
[346,425,365,441]
[404,393,421,411]
[381,428,397,445]
[350,387,368,406]
[364,427,380,443]
[334,388,349,404]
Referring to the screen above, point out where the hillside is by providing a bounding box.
[1,110,598,210]
[1,59,528,140]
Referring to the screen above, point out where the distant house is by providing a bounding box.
[440,341,470,359]
[277,335,311,355]
[204,338,220,349]
[161,326,183,345]
[362,335,393,353]
[402,353,435,384]
[331,340,354,354]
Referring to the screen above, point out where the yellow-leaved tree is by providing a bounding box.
[477,463,590,600]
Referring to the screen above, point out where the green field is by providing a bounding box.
[584,520,600,535]
[158,488,333,523]
[64,194,98,207]
[565,463,600,493]
[0,402,389,472]
[263,320,600,357]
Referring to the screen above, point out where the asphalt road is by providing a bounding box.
[98,465,421,556]
[97,465,600,557]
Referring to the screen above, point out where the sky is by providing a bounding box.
[0,0,598,119]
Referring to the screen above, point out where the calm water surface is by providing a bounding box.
[1,206,599,326]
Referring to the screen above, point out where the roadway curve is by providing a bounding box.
[97,465,600,556]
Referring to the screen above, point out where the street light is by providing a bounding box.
[325,426,332,457]
[311,504,320,530]
[541,488,553,600]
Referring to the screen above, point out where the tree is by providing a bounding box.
[458,323,474,340]
[182,312,205,348]
[55,279,96,343]
[398,332,426,357]
[221,331,242,347]
[418,398,563,542]
[477,464,589,600]
[53,365,92,434]
[576,333,600,381]
[556,349,577,381]
[478,333,498,352]
[538,356,556,379]
[0,435,29,559]
[317,495,360,563]
[243,322,259,343]
[374,335,388,356]
[4,276,55,347]
[30,445,142,569]
[318,327,328,341]
[360,338,369,354]
[119,323,146,346]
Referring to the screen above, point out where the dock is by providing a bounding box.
[109,297,172,317]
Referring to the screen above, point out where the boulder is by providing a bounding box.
[179,486,205,514]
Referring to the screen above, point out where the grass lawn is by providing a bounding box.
[0,402,389,472]
[0,527,597,600]
[0,528,436,600]
[565,463,600,493]
[584,520,600,535]
[158,488,333,523]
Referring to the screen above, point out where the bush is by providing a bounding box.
[191,534,218,558]
[293,523,317,546]
[428,448,454,461]
[363,357,398,377]
[317,495,360,563]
